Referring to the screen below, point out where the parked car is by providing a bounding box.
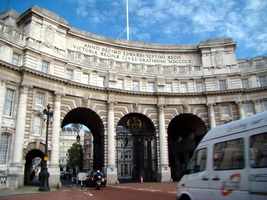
[60,171,72,181]
[86,170,107,187]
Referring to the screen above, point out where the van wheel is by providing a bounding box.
[181,195,191,200]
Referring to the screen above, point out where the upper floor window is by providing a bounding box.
[117,79,123,89]
[147,82,154,92]
[219,80,227,90]
[12,52,21,66]
[242,79,249,89]
[82,73,90,84]
[133,81,139,91]
[33,116,43,136]
[165,83,172,92]
[221,105,231,117]
[4,88,15,117]
[42,61,50,73]
[0,134,9,165]
[66,69,73,80]
[264,100,267,111]
[180,82,188,93]
[259,76,267,87]
[98,76,105,87]
[196,82,204,92]
[245,102,254,114]
[35,92,44,106]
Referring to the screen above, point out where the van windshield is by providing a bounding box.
[186,148,206,174]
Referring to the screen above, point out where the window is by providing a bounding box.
[196,82,204,92]
[219,80,227,90]
[259,76,267,87]
[133,81,139,91]
[264,101,267,111]
[98,76,105,87]
[12,52,21,66]
[117,79,123,89]
[41,61,50,73]
[0,134,9,165]
[221,105,230,117]
[180,82,188,93]
[214,138,244,170]
[250,132,267,168]
[35,92,44,106]
[186,148,206,173]
[4,89,15,117]
[82,73,90,84]
[147,82,154,92]
[242,79,249,89]
[245,103,254,114]
[66,69,73,80]
[165,83,172,92]
[33,116,42,136]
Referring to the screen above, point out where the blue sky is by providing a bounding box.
[1,0,267,60]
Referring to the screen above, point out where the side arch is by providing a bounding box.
[168,113,207,181]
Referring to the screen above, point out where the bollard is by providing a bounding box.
[140,176,143,183]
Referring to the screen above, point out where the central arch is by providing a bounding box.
[116,113,157,182]
[61,107,104,171]
[168,113,207,181]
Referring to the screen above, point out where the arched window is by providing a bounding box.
[0,134,9,165]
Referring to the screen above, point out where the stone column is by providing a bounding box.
[236,101,245,119]
[10,84,30,187]
[49,92,62,188]
[0,80,6,133]
[207,103,216,129]
[106,101,117,184]
[12,84,30,165]
[158,104,171,182]
[50,93,62,166]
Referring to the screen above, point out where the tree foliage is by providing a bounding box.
[66,143,83,173]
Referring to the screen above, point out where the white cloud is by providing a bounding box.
[66,0,266,58]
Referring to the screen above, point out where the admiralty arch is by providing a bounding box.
[0,6,267,188]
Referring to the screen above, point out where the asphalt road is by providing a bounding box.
[0,182,177,200]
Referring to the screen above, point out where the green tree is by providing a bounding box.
[66,143,83,174]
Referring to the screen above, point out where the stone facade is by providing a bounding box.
[0,6,267,188]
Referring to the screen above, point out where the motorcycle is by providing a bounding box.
[95,174,102,190]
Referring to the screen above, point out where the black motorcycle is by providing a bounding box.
[94,173,102,190]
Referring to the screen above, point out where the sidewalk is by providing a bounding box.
[0,186,57,197]
[0,182,178,197]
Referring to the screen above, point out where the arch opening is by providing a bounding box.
[61,107,104,172]
[116,113,158,182]
[24,149,44,186]
[168,113,207,181]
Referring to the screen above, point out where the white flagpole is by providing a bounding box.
[126,0,130,40]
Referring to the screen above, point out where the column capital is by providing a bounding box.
[157,104,166,111]
[206,103,216,107]
[20,83,32,94]
[108,101,117,108]
[54,91,65,101]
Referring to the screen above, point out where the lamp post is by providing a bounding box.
[39,104,53,191]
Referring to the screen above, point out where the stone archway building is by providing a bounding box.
[0,6,267,188]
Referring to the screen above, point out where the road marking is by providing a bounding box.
[84,191,93,196]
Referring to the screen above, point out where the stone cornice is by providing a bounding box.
[2,61,266,98]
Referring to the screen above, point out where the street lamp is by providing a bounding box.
[39,104,53,191]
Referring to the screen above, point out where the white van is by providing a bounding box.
[177,112,267,200]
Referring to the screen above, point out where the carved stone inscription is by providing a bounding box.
[70,42,199,66]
